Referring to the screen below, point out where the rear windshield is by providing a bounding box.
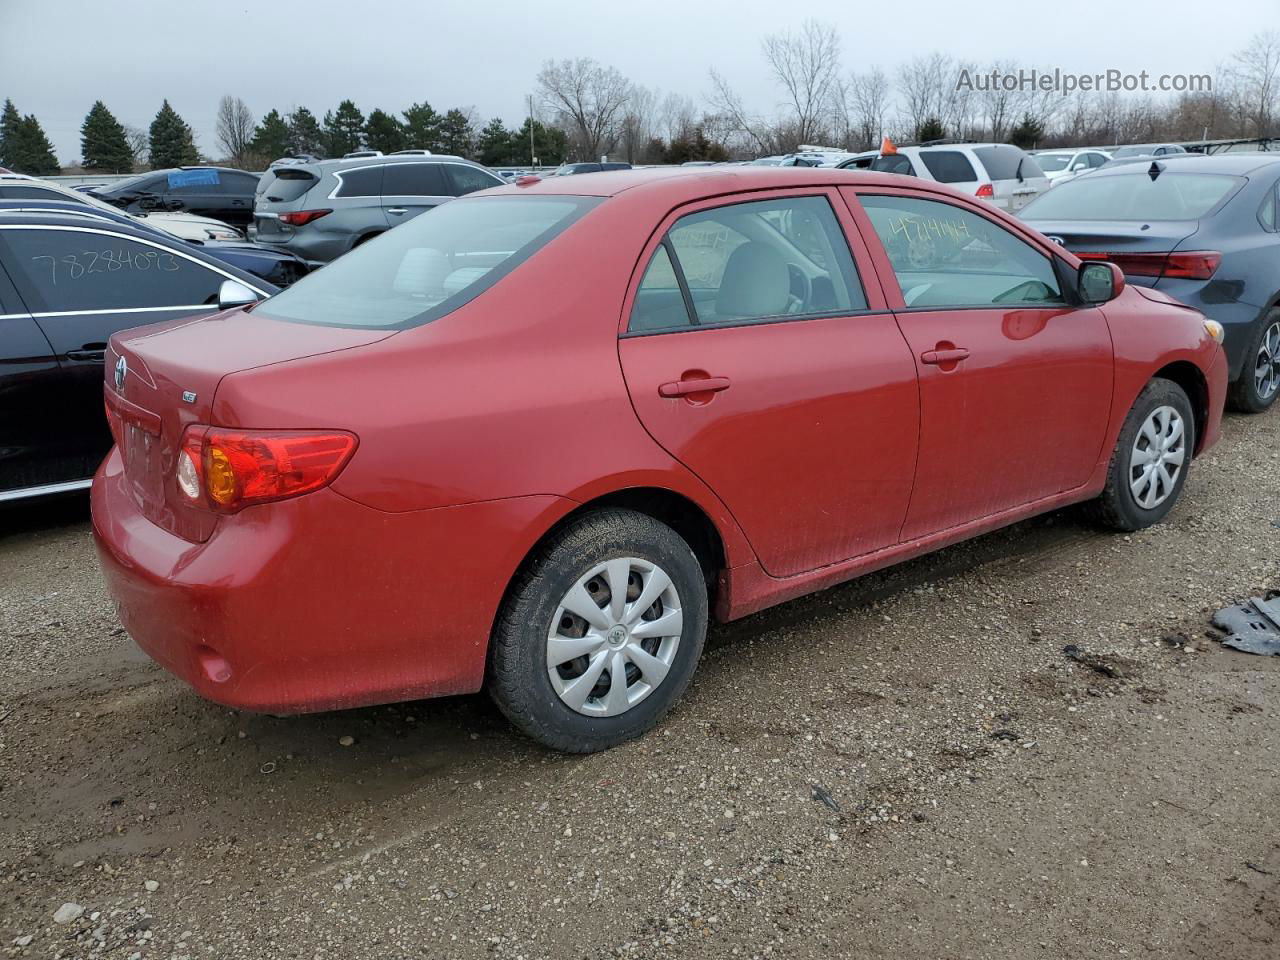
[1021,172,1242,221]
[918,150,978,183]
[259,169,317,202]
[1034,153,1073,173]
[972,146,1044,182]
[254,195,599,329]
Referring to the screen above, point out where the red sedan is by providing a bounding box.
[93,168,1227,752]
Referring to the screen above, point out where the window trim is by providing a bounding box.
[620,188,879,337]
[0,223,270,314]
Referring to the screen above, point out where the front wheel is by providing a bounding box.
[1228,310,1280,413]
[488,509,708,753]
[1093,377,1195,531]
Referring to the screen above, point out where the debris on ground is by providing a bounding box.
[1212,594,1280,656]
[811,783,841,812]
[1062,644,1127,679]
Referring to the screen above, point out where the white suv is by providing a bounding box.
[841,142,1050,213]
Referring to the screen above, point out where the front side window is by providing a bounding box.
[382,163,447,197]
[919,151,979,183]
[333,166,384,198]
[165,169,222,194]
[254,195,598,329]
[0,228,227,312]
[628,195,866,333]
[446,164,502,196]
[1087,153,1109,168]
[859,195,1064,308]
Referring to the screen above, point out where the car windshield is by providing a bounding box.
[1021,172,1242,221]
[253,195,599,329]
[1035,153,1073,172]
[1112,146,1155,158]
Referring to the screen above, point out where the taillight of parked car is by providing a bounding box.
[975,184,994,199]
[1076,251,1221,281]
[175,426,357,513]
[277,209,332,227]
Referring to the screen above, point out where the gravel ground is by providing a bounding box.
[2,409,1279,960]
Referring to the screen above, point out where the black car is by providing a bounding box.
[549,161,633,176]
[1022,153,1280,412]
[90,167,260,228]
[0,210,276,502]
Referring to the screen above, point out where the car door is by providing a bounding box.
[0,263,69,497]
[0,224,254,485]
[618,190,920,578]
[842,187,1113,542]
[207,171,259,227]
[159,169,225,221]
[380,162,450,226]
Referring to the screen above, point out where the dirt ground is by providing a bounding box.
[2,408,1279,960]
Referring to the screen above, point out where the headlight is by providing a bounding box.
[1204,319,1225,344]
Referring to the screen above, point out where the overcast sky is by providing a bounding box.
[0,0,1270,163]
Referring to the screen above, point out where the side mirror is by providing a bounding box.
[1071,160,1087,171]
[218,279,260,311]
[1078,261,1125,304]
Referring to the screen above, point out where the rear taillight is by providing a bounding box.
[1076,250,1221,281]
[278,209,332,227]
[975,184,994,199]
[104,399,122,446]
[175,426,357,513]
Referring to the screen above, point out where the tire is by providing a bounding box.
[1228,309,1280,413]
[1093,377,1196,531]
[488,508,709,753]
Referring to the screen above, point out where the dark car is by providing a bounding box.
[0,200,308,287]
[549,161,633,176]
[90,167,260,228]
[1021,153,1280,412]
[0,210,276,502]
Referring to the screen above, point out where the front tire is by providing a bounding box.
[1093,377,1195,531]
[1228,310,1280,413]
[488,509,708,753]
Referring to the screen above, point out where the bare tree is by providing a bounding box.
[762,19,841,146]
[122,124,149,169]
[537,58,632,160]
[707,70,774,154]
[619,83,658,163]
[847,68,890,149]
[215,95,255,167]
[1227,31,1280,136]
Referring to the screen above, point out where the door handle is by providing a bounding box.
[386,207,408,215]
[66,348,106,363]
[920,347,970,365]
[658,376,731,398]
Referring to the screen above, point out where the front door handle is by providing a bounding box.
[658,376,731,398]
[920,347,970,365]
[386,207,408,215]
[66,348,106,363]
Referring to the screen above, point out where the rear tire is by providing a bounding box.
[488,509,708,753]
[1093,377,1195,531]
[1228,309,1280,413]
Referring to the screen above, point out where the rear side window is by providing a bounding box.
[334,166,384,198]
[1022,173,1241,221]
[382,163,447,197]
[260,169,317,202]
[445,164,502,196]
[918,151,978,183]
[1260,184,1277,231]
[971,146,1042,182]
[871,154,916,176]
[628,195,866,333]
[254,196,599,329]
[0,227,227,313]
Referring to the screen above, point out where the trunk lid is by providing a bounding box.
[1022,219,1201,287]
[105,307,392,541]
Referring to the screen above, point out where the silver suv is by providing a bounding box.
[253,154,505,263]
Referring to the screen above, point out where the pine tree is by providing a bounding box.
[286,107,324,156]
[323,100,365,156]
[80,101,134,173]
[364,108,406,154]
[11,114,60,175]
[402,101,443,152]
[512,117,567,166]
[915,117,946,142]
[0,99,21,170]
[251,109,292,159]
[148,100,199,169]
[438,109,474,157]
[476,117,513,166]
[1009,113,1045,150]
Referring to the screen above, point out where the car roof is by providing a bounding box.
[1090,152,1280,177]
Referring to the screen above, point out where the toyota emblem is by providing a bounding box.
[114,355,127,391]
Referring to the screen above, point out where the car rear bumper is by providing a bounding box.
[92,447,572,713]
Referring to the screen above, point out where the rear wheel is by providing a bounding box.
[488,509,708,753]
[1228,310,1280,413]
[1093,378,1195,531]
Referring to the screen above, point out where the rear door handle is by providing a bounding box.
[386,207,408,215]
[658,376,731,398]
[66,348,106,363]
[920,348,970,365]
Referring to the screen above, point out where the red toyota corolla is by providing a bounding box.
[93,168,1227,752]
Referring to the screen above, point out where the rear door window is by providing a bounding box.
[445,164,502,196]
[918,151,978,184]
[334,166,384,198]
[382,163,448,197]
[0,227,227,313]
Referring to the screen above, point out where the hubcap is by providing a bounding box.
[1129,404,1186,510]
[546,557,683,718]
[1254,321,1280,402]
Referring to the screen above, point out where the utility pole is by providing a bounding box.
[528,94,537,168]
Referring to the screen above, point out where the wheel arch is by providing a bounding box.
[1152,360,1210,454]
